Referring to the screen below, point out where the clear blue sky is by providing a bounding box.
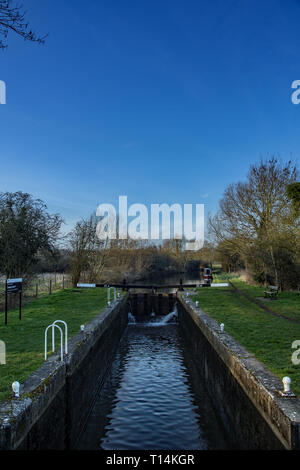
[0,0,300,232]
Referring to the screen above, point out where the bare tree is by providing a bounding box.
[68,214,109,287]
[0,0,46,49]
[198,242,217,269]
[209,157,299,286]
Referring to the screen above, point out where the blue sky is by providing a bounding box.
[0,0,300,233]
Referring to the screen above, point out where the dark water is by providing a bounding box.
[77,318,231,450]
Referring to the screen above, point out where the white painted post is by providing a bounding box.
[196,301,199,307]
[282,377,291,393]
[220,323,224,332]
[12,381,20,398]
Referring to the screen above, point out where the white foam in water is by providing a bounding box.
[128,312,136,324]
[127,306,178,327]
[147,304,178,326]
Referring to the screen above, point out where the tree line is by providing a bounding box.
[0,158,299,290]
[0,192,201,287]
[209,157,300,290]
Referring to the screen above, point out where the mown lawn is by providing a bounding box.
[0,288,111,402]
[191,285,300,396]
[231,279,300,322]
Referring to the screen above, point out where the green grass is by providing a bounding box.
[0,288,111,402]
[231,279,300,321]
[191,285,300,396]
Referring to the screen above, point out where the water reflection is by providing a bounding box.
[77,322,231,450]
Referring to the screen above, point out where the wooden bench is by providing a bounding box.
[264,285,279,299]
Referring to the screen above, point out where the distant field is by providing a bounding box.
[0,288,111,402]
[0,273,72,311]
[191,283,300,396]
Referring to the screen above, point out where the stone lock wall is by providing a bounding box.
[178,293,300,450]
[0,295,128,450]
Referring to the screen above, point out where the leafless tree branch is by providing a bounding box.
[0,0,46,49]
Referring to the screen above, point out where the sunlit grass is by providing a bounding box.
[231,279,300,321]
[191,285,300,395]
[0,288,110,402]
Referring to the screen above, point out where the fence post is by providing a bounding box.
[49,279,52,295]
[19,290,22,321]
[4,281,8,325]
[36,283,38,297]
[62,275,64,289]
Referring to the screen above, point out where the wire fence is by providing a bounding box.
[0,273,72,313]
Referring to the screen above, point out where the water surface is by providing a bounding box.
[77,318,230,450]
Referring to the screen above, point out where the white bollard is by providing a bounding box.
[80,325,85,332]
[196,301,199,307]
[220,323,224,332]
[12,381,20,398]
[278,376,296,397]
[282,377,291,393]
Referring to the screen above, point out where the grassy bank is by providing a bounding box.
[0,288,110,402]
[230,279,300,322]
[191,284,300,396]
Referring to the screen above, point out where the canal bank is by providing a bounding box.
[178,292,300,449]
[1,290,300,450]
[0,295,128,450]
